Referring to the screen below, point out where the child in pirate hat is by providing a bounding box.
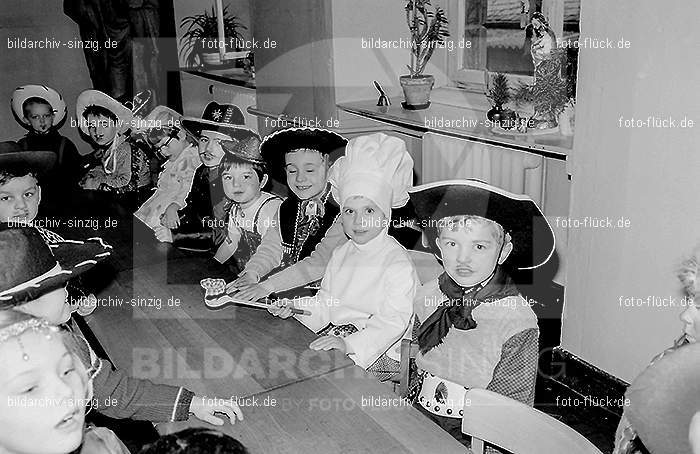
[406,179,555,448]
[0,224,244,431]
[268,133,418,381]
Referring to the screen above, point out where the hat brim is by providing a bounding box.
[11,85,67,126]
[76,90,133,135]
[408,179,555,270]
[0,150,56,178]
[260,127,348,181]
[181,118,259,142]
[626,342,700,454]
[0,237,112,307]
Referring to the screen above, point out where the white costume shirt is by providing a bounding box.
[294,229,417,368]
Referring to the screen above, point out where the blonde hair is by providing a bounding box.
[437,215,511,246]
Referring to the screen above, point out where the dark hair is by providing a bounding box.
[220,154,267,182]
[138,428,248,454]
[0,165,37,186]
[22,97,53,117]
[82,105,118,122]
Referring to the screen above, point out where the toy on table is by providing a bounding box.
[200,278,311,316]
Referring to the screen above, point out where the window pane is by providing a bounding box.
[463,0,580,78]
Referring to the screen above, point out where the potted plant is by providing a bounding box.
[485,72,517,127]
[180,5,247,68]
[400,0,449,109]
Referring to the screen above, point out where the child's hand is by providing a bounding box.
[267,298,294,319]
[227,271,259,292]
[154,226,173,243]
[161,203,181,229]
[233,282,274,302]
[189,395,243,426]
[309,336,347,354]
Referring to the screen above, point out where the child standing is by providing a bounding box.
[230,127,348,298]
[213,136,282,272]
[11,85,84,198]
[133,106,201,243]
[268,133,417,380]
[407,180,555,448]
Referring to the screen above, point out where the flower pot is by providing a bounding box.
[399,75,435,109]
[200,38,223,66]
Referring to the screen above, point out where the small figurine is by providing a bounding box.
[374,81,391,107]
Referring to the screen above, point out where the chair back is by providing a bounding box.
[463,389,603,454]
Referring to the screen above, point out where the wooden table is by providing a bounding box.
[84,219,465,453]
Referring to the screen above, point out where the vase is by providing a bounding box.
[399,75,435,109]
[487,105,503,122]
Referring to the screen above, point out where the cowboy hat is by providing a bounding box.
[0,141,56,178]
[11,85,67,126]
[181,101,257,142]
[0,224,112,307]
[76,90,133,136]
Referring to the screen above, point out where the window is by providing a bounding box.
[446,0,580,91]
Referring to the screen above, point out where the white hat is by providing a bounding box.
[328,133,413,217]
[11,85,67,126]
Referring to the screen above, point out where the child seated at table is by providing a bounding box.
[213,136,282,273]
[229,127,348,298]
[268,133,417,380]
[0,309,130,454]
[406,179,555,449]
[0,224,244,429]
[76,90,152,205]
[11,85,85,200]
[139,428,248,454]
[133,106,201,243]
[162,103,258,251]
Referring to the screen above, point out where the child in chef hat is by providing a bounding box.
[268,133,417,381]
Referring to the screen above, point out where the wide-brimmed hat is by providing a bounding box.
[0,141,56,178]
[181,102,256,142]
[260,127,348,181]
[625,342,700,454]
[408,179,555,270]
[221,136,265,166]
[11,85,67,126]
[0,224,112,307]
[76,90,134,135]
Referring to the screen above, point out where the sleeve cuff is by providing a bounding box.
[172,388,195,421]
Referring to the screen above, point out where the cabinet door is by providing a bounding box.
[252,0,335,135]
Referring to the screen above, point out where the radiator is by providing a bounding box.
[422,132,546,207]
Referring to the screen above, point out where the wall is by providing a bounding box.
[562,0,700,382]
[0,0,92,154]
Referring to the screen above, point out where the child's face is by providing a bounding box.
[154,131,188,161]
[25,102,55,135]
[680,301,700,343]
[436,218,513,287]
[16,287,71,325]
[341,196,386,245]
[0,175,41,223]
[0,331,86,454]
[86,113,117,147]
[222,164,266,208]
[284,150,328,200]
[197,131,229,167]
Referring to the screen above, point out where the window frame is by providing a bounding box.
[445,0,568,92]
